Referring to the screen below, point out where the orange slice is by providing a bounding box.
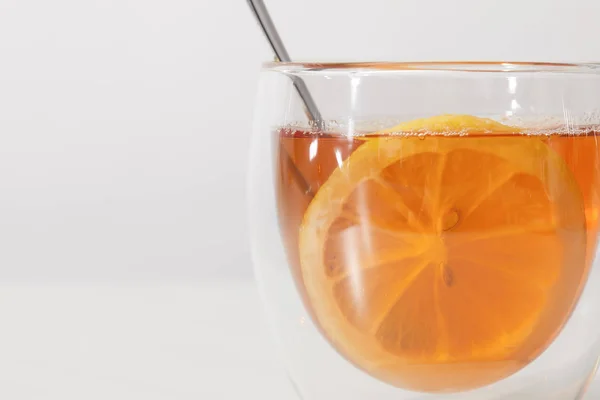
[298,116,587,392]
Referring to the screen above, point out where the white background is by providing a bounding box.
[0,0,600,398]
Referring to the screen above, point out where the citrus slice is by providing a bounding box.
[298,115,587,392]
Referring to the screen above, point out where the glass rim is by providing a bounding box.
[262,61,600,74]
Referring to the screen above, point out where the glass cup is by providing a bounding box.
[248,62,600,399]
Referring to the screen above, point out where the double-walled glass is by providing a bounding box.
[248,62,600,399]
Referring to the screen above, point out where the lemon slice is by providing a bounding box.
[298,115,586,392]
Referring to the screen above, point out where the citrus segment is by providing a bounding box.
[297,116,587,392]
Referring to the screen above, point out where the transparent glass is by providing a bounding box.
[248,62,600,399]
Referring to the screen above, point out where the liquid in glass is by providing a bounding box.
[274,115,600,392]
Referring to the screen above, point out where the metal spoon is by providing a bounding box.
[246,0,319,197]
[246,0,324,130]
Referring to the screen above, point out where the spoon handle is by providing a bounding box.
[247,0,324,129]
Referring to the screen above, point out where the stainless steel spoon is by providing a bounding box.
[246,0,324,130]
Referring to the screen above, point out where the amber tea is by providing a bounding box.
[275,115,600,392]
